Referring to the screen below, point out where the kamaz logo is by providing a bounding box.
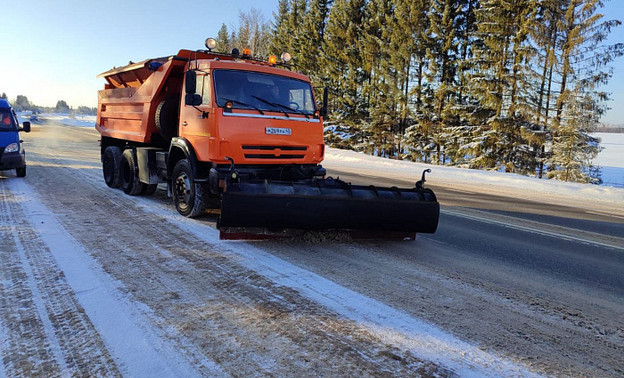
[265,127,291,135]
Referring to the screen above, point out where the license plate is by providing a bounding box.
[265,127,292,135]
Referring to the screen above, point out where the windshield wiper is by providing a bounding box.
[251,96,290,118]
[251,96,312,119]
[221,98,264,115]
[274,102,311,119]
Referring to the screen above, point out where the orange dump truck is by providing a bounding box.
[96,40,439,239]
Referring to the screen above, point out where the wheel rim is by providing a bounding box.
[175,172,192,208]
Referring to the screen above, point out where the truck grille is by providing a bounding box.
[242,145,307,159]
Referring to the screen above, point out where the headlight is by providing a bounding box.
[4,143,18,153]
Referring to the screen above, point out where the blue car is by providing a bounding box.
[0,99,30,177]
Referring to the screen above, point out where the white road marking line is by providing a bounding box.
[443,209,624,251]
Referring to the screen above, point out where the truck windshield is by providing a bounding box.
[213,70,316,115]
[0,110,17,131]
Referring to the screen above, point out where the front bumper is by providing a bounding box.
[0,151,26,171]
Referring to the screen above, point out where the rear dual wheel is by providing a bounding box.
[103,146,159,196]
[172,159,207,217]
[120,149,144,195]
[102,146,122,188]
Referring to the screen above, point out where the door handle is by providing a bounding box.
[182,121,188,126]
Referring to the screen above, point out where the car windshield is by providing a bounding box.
[213,70,316,115]
[0,110,17,131]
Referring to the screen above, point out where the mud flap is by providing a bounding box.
[218,179,440,239]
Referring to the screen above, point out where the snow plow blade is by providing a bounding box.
[218,178,439,240]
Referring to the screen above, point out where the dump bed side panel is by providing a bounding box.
[96,59,183,143]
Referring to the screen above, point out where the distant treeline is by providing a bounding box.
[222,1,623,183]
[596,126,624,133]
[0,92,96,116]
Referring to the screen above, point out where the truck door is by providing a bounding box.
[179,71,214,162]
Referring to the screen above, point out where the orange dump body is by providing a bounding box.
[96,50,325,166]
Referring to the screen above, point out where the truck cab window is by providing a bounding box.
[201,75,211,105]
[213,69,316,115]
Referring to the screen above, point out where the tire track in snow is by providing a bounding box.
[0,179,62,377]
[6,177,218,378]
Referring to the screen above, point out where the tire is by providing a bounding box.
[141,183,158,195]
[16,167,26,177]
[102,146,122,188]
[172,159,207,217]
[155,98,179,142]
[120,149,144,195]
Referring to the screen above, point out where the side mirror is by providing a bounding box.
[185,93,202,106]
[319,87,329,118]
[185,70,197,94]
[21,121,31,133]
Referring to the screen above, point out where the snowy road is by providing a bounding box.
[1,121,623,377]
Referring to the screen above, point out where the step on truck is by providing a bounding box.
[96,38,439,239]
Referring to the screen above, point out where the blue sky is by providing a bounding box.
[1,0,623,123]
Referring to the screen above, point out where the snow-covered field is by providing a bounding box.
[594,132,624,188]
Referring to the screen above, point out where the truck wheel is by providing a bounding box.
[172,159,207,217]
[102,146,122,188]
[16,167,26,177]
[120,149,144,195]
[155,98,179,142]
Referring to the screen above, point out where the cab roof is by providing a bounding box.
[0,99,11,109]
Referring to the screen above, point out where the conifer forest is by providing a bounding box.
[217,0,623,183]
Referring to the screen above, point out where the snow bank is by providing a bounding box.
[324,147,624,206]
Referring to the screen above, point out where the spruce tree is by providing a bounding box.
[322,0,368,150]
[299,0,332,83]
[269,0,293,56]
[467,0,536,172]
[546,0,623,182]
[395,0,434,162]
[216,24,233,53]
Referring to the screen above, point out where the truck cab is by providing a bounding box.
[0,99,30,177]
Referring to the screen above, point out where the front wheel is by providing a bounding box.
[172,159,207,217]
[16,167,26,177]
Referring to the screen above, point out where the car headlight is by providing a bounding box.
[4,143,18,153]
